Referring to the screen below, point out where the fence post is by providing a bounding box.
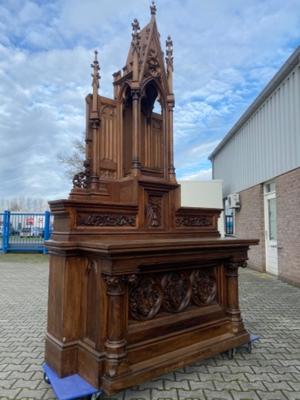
[43,211,51,254]
[3,210,10,253]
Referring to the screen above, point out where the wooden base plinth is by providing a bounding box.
[101,327,249,394]
[45,237,257,395]
[46,316,249,395]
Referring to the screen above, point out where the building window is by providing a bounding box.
[224,198,234,235]
[268,197,277,241]
[265,181,276,194]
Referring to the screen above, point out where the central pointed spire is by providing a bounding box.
[150,1,157,17]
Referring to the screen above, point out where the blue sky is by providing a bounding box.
[0,0,300,199]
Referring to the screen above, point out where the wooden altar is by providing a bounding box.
[45,3,258,395]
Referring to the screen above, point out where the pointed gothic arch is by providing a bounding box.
[139,79,164,171]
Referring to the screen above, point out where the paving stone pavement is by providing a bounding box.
[0,259,300,400]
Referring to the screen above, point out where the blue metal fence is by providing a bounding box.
[0,211,52,253]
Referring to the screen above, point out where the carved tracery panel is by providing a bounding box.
[129,268,217,321]
[129,276,163,321]
[161,272,192,313]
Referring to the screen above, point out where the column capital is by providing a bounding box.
[225,260,247,276]
[167,95,175,108]
[225,262,238,277]
[103,275,125,295]
[103,274,137,295]
[89,116,100,129]
[131,88,140,100]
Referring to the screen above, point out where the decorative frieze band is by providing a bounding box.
[78,213,136,227]
[175,215,212,227]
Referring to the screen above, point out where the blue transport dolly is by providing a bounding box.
[226,333,260,359]
[43,363,103,400]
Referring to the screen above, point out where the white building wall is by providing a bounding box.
[179,180,225,237]
[213,64,300,197]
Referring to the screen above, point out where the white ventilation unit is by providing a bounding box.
[227,193,240,209]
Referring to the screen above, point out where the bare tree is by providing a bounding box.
[57,134,85,179]
[9,200,22,211]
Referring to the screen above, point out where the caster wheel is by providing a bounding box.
[43,372,50,384]
[90,393,103,400]
[247,342,252,354]
[227,348,235,360]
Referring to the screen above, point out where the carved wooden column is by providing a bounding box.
[167,98,176,181]
[165,36,176,182]
[103,275,129,379]
[89,119,100,190]
[89,50,101,190]
[225,261,247,334]
[131,89,141,174]
[130,18,141,176]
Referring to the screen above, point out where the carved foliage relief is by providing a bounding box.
[162,272,191,313]
[147,48,161,78]
[129,276,163,321]
[191,270,217,306]
[78,213,136,227]
[129,268,217,321]
[175,215,213,228]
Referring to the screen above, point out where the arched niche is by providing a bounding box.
[140,80,164,171]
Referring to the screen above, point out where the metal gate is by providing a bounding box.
[0,211,52,253]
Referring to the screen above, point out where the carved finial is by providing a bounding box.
[91,50,100,93]
[166,35,173,69]
[131,18,141,53]
[150,1,157,16]
[132,18,140,38]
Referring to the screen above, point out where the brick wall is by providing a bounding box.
[235,184,265,272]
[276,167,300,286]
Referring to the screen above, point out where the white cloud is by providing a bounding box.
[190,141,220,157]
[180,168,212,181]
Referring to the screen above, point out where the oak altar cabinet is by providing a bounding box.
[45,3,258,395]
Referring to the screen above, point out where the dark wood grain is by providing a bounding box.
[45,6,258,395]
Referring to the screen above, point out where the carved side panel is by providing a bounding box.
[151,116,163,169]
[84,260,98,344]
[129,267,217,321]
[143,115,163,171]
[99,102,118,179]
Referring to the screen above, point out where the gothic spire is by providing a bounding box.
[150,1,157,17]
[91,50,100,95]
[166,35,173,93]
[131,18,141,81]
[166,35,173,70]
[131,18,140,48]
[91,50,100,113]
